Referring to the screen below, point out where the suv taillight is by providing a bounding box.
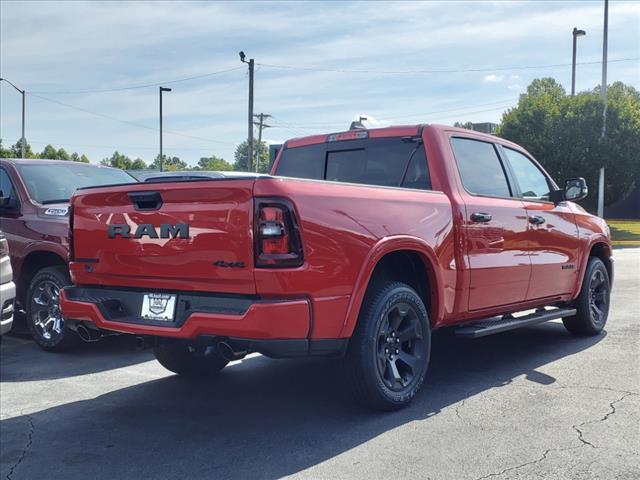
[254,198,303,268]
[0,235,8,258]
[68,204,74,262]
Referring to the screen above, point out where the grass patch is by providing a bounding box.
[607,219,640,245]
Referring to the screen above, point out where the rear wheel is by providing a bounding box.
[26,266,78,351]
[563,257,610,336]
[345,282,431,410]
[154,344,229,376]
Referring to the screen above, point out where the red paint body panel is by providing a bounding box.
[61,124,612,345]
[71,180,256,295]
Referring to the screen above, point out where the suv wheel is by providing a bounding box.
[154,344,229,376]
[26,266,78,351]
[563,257,611,336]
[345,282,431,410]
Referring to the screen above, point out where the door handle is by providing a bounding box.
[471,212,492,223]
[529,215,546,225]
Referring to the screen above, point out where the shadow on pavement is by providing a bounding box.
[0,334,152,382]
[0,322,604,480]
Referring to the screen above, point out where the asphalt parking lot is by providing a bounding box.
[1,248,638,480]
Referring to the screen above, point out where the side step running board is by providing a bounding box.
[454,307,577,338]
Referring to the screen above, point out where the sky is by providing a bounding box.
[1,0,638,167]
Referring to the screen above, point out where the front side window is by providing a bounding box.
[503,148,551,201]
[450,137,511,197]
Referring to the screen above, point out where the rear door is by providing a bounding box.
[499,147,581,299]
[71,179,257,294]
[450,137,531,311]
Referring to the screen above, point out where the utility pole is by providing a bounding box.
[0,78,26,158]
[159,86,172,171]
[239,51,254,171]
[601,0,609,138]
[571,27,586,96]
[253,113,272,172]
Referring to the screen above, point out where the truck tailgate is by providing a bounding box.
[70,179,256,294]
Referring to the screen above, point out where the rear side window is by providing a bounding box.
[450,137,511,197]
[276,137,431,190]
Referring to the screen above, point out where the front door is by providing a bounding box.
[499,147,581,299]
[450,137,531,311]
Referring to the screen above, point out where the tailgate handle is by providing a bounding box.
[128,191,163,211]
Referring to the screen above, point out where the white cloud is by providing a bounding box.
[483,74,505,83]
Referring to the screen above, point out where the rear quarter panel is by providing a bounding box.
[253,177,456,338]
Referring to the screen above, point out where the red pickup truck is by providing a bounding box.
[60,124,612,409]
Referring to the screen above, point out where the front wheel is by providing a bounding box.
[26,266,78,351]
[563,257,611,336]
[154,344,229,376]
[345,282,431,410]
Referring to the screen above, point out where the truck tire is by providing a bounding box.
[153,344,229,376]
[26,266,79,352]
[345,282,431,410]
[563,257,611,336]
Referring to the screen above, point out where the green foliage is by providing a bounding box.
[453,121,473,130]
[150,154,187,171]
[233,140,270,173]
[100,151,134,169]
[130,158,147,170]
[196,155,233,171]
[2,138,37,158]
[498,78,640,211]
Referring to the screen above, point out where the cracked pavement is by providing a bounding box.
[1,248,639,480]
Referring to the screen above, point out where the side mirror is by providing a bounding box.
[551,177,588,204]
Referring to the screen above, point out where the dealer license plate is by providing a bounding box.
[141,293,176,322]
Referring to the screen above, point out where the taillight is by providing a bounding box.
[0,235,9,258]
[254,198,303,268]
[68,203,74,262]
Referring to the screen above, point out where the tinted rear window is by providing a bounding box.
[276,137,431,190]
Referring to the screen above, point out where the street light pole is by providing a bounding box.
[159,86,172,171]
[571,27,586,96]
[0,77,26,158]
[253,113,272,173]
[239,51,254,172]
[601,0,609,137]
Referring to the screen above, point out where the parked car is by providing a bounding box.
[0,159,136,350]
[60,125,612,409]
[0,232,16,337]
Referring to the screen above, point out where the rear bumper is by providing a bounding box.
[60,286,312,341]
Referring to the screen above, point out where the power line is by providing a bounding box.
[29,66,245,95]
[257,57,638,75]
[28,92,236,145]
[272,98,519,131]
[28,140,218,151]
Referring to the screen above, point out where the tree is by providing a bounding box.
[233,140,269,173]
[498,78,640,211]
[100,151,133,169]
[149,155,186,171]
[56,147,70,160]
[0,139,14,158]
[8,138,37,158]
[453,121,473,130]
[130,158,147,170]
[70,152,90,163]
[40,144,60,159]
[196,155,232,171]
